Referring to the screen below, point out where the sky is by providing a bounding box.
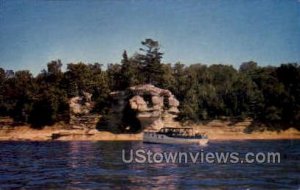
[0,0,299,75]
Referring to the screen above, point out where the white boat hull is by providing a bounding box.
[143,132,208,146]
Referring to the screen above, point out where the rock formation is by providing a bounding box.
[100,84,180,132]
[69,92,100,129]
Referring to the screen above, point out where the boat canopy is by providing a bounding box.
[158,127,194,136]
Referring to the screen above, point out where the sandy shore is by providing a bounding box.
[0,126,142,141]
[190,119,300,140]
[0,125,299,141]
[193,126,300,140]
[0,118,299,141]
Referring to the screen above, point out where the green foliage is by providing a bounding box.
[175,62,299,128]
[239,61,258,73]
[0,39,299,131]
[119,50,140,89]
[138,39,164,85]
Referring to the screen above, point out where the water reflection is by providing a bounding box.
[0,140,299,189]
[68,141,96,169]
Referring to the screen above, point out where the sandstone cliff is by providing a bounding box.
[69,92,100,129]
[99,84,181,133]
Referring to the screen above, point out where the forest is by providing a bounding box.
[0,39,299,130]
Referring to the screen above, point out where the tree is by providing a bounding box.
[0,68,6,115]
[119,50,140,89]
[7,70,36,122]
[107,63,122,91]
[138,38,164,85]
[239,61,258,72]
[47,59,63,75]
[276,63,300,124]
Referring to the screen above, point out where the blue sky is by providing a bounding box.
[0,0,299,75]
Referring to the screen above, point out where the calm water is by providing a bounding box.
[0,140,299,189]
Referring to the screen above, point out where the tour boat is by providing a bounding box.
[143,127,208,145]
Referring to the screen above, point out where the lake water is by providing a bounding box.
[0,140,299,189]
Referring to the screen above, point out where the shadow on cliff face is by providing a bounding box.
[96,102,142,134]
[120,102,142,133]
